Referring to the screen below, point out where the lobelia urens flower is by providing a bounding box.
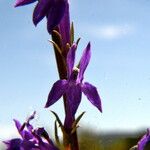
[45,42,102,127]
[4,111,59,150]
[137,129,150,150]
[14,0,68,34]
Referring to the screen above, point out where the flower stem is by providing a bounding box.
[52,28,79,150]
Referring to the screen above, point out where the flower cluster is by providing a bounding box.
[4,112,59,150]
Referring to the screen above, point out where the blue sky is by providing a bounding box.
[1,0,150,140]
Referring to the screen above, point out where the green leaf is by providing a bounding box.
[71,125,79,134]
[48,40,62,55]
[52,30,62,42]
[70,22,74,45]
[76,37,81,46]
[72,111,85,129]
[54,120,60,146]
[51,111,63,128]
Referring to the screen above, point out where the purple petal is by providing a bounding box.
[13,119,33,140]
[64,83,82,129]
[67,83,82,116]
[45,80,68,108]
[13,119,23,136]
[64,113,74,130]
[78,42,91,82]
[21,140,37,149]
[67,44,77,78]
[14,0,37,7]
[13,119,22,130]
[23,131,33,140]
[82,82,102,112]
[138,129,150,150]
[47,0,67,33]
[33,0,52,26]
[4,138,22,149]
[59,1,70,48]
[26,123,34,135]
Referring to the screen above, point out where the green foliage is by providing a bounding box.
[78,129,145,150]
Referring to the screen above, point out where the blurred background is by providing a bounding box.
[1,0,150,149]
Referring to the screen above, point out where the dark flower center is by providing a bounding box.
[70,68,79,81]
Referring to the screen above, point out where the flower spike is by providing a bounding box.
[4,113,59,150]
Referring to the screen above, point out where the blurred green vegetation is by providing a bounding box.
[78,128,150,150]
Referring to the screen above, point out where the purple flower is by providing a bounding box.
[138,129,150,150]
[45,42,102,122]
[4,112,59,150]
[14,0,68,33]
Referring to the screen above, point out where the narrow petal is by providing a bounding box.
[67,44,77,78]
[138,129,150,150]
[59,1,71,48]
[78,42,91,82]
[14,0,37,7]
[33,0,52,26]
[47,0,67,33]
[45,80,68,108]
[13,119,22,131]
[82,82,102,112]
[13,119,24,137]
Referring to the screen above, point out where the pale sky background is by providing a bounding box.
[1,0,150,141]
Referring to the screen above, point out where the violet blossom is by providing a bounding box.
[14,0,68,33]
[4,112,59,150]
[138,129,150,150]
[45,42,102,127]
